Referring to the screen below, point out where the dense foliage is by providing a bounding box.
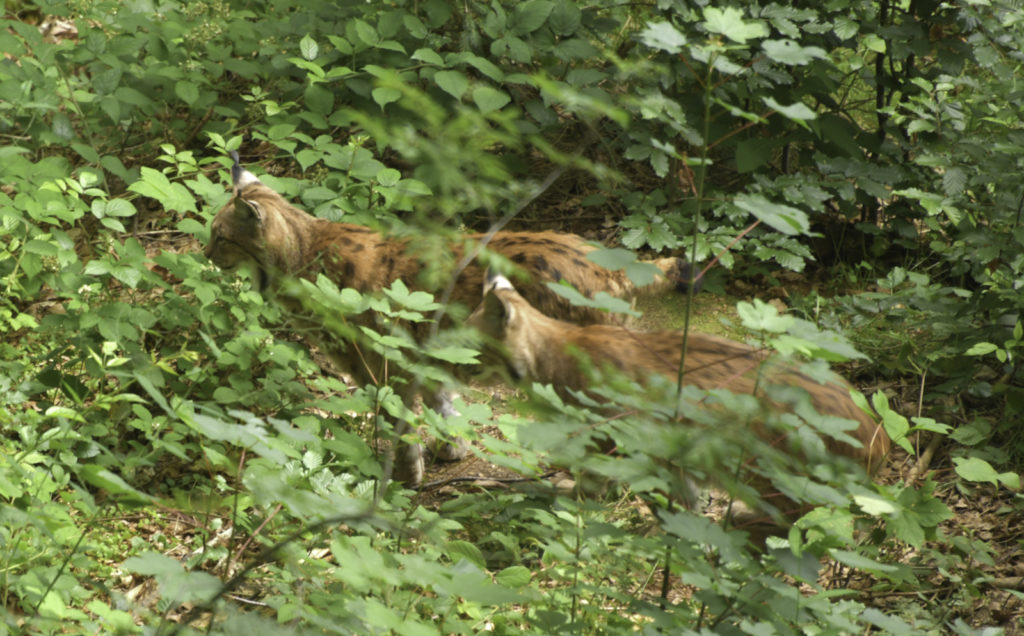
[1,0,1022,632]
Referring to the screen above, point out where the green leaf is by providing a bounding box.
[639,21,686,54]
[304,83,334,115]
[545,282,639,317]
[496,565,532,588]
[267,123,296,140]
[548,0,581,36]
[412,48,444,66]
[733,193,809,236]
[953,457,1020,489]
[71,141,101,164]
[92,199,136,218]
[586,248,662,286]
[426,345,479,364]
[833,17,859,40]
[863,33,886,53]
[127,167,197,213]
[472,86,511,114]
[852,494,897,516]
[762,39,826,65]
[300,34,319,60]
[372,87,402,110]
[123,553,222,603]
[25,239,59,256]
[445,540,485,569]
[763,96,817,126]
[735,138,773,173]
[703,7,768,44]
[512,0,554,35]
[376,167,401,187]
[174,80,199,105]
[965,342,998,356]
[828,549,900,574]
[80,466,155,505]
[736,299,793,334]
[353,20,378,46]
[434,70,468,100]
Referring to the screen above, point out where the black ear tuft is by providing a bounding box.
[483,267,501,291]
[229,151,244,186]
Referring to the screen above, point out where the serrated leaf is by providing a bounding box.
[376,167,401,187]
[128,167,197,213]
[299,34,319,60]
[112,265,142,288]
[434,70,468,100]
[761,39,826,65]
[703,6,768,44]
[736,298,793,333]
[833,17,858,40]
[639,21,686,53]
[71,141,101,164]
[472,86,511,114]
[942,167,967,196]
[353,20,378,46]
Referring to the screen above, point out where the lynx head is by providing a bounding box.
[467,270,542,381]
[204,152,294,291]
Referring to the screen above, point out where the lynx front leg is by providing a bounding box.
[390,417,426,488]
[390,388,469,488]
[430,388,471,462]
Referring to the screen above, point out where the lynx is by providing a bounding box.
[205,152,692,486]
[467,272,891,476]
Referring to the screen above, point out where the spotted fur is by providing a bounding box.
[467,273,891,473]
[204,152,693,485]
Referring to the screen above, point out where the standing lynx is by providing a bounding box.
[205,152,692,486]
[467,272,891,474]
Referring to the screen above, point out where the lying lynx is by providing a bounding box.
[467,272,891,476]
[205,152,692,486]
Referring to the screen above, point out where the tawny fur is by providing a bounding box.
[205,174,687,326]
[468,275,891,473]
[204,155,691,485]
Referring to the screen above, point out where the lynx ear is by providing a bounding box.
[229,151,262,189]
[483,268,515,294]
[480,284,516,333]
[234,197,264,223]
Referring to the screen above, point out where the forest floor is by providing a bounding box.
[410,284,1024,632]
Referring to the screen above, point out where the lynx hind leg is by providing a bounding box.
[429,388,471,462]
